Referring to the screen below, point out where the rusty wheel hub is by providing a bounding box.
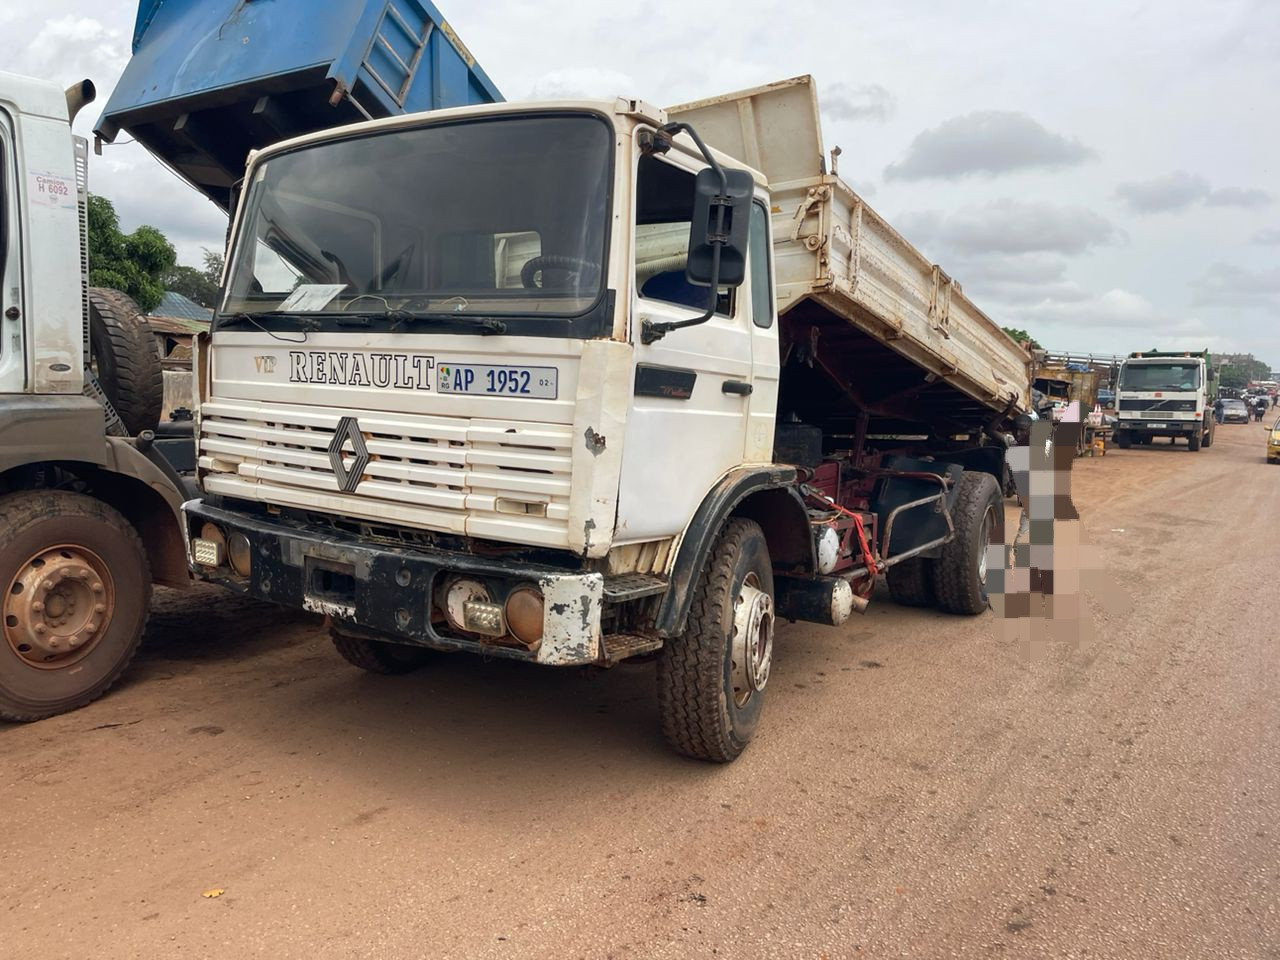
[4,546,114,669]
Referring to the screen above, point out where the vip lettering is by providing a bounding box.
[287,352,434,389]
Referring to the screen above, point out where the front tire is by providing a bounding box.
[932,472,1004,616]
[1116,431,1132,449]
[0,492,150,721]
[330,625,432,675]
[1188,432,1201,451]
[887,557,936,608]
[657,518,774,762]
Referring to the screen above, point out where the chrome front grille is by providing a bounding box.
[198,398,574,547]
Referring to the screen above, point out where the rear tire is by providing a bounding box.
[0,491,150,721]
[887,557,936,608]
[88,287,163,436]
[932,472,1003,616]
[330,625,432,675]
[657,518,773,763]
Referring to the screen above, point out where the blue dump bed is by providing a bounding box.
[95,0,502,209]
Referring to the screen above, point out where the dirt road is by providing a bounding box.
[2,420,1277,959]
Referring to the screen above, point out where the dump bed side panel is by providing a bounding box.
[669,77,1030,423]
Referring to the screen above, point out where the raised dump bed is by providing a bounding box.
[94,0,502,208]
[669,76,1030,439]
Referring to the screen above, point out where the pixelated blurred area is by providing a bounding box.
[987,419,1129,657]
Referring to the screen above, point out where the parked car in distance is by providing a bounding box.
[1222,398,1250,423]
[1097,388,1115,408]
[1268,419,1280,463]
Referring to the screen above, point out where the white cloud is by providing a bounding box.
[1115,171,1210,213]
[1191,263,1280,309]
[1205,185,1272,208]
[1116,172,1272,214]
[822,83,894,122]
[900,199,1118,257]
[1253,227,1280,245]
[884,111,1094,181]
[527,67,637,100]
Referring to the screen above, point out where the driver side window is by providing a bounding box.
[635,154,730,316]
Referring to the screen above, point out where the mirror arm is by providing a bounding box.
[641,122,729,346]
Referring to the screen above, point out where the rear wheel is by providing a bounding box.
[657,518,773,762]
[932,472,1003,616]
[887,557,936,608]
[330,624,432,675]
[0,492,150,721]
[1202,421,1214,448]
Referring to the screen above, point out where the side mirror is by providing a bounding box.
[686,167,754,288]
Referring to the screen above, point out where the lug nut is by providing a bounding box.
[34,624,46,634]
[91,583,103,594]
[94,604,105,614]
[32,601,44,613]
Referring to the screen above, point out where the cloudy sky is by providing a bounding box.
[3,0,1276,361]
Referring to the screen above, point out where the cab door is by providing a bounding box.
[0,108,24,393]
[614,152,754,543]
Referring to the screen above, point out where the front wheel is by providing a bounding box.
[932,472,1004,615]
[330,624,432,675]
[1188,432,1201,452]
[1115,431,1132,449]
[657,518,774,762]
[0,492,150,721]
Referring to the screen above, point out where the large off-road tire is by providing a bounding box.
[0,491,150,721]
[330,625,432,675]
[932,471,1004,616]
[886,556,936,608]
[88,287,163,436]
[657,518,774,763]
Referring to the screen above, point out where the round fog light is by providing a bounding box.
[227,533,252,577]
[504,586,544,647]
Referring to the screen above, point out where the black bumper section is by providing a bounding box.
[183,500,604,664]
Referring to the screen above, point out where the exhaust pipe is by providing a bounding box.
[64,79,96,124]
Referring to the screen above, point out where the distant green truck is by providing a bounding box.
[1114,350,1216,451]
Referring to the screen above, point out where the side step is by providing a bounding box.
[602,573,668,603]
[601,632,663,663]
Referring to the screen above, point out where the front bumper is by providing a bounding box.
[1117,416,1200,435]
[182,500,605,666]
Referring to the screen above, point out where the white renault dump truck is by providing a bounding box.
[183,76,1030,760]
[0,72,193,721]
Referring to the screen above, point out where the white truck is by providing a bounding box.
[182,76,1030,760]
[1113,349,1216,451]
[0,72,193,721]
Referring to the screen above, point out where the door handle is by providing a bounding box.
[722,380,753,396]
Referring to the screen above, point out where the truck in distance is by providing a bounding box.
[181,76,1031,761]
[1114,350,1216,451]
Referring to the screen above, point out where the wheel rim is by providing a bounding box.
[730,572,774,709]
[977,506,995,584]
[4,545,115,670]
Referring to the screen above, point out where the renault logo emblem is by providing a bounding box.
[328,417,369,493]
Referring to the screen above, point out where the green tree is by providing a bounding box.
[1002,326,1040,349]
[163,247,224,308]
[87,194,176,313]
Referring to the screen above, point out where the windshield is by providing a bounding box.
[222,114,612,327]
[1119,362,1201,391]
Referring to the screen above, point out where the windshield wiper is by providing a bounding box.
[386,312,508,335]
[218,312,319,342]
